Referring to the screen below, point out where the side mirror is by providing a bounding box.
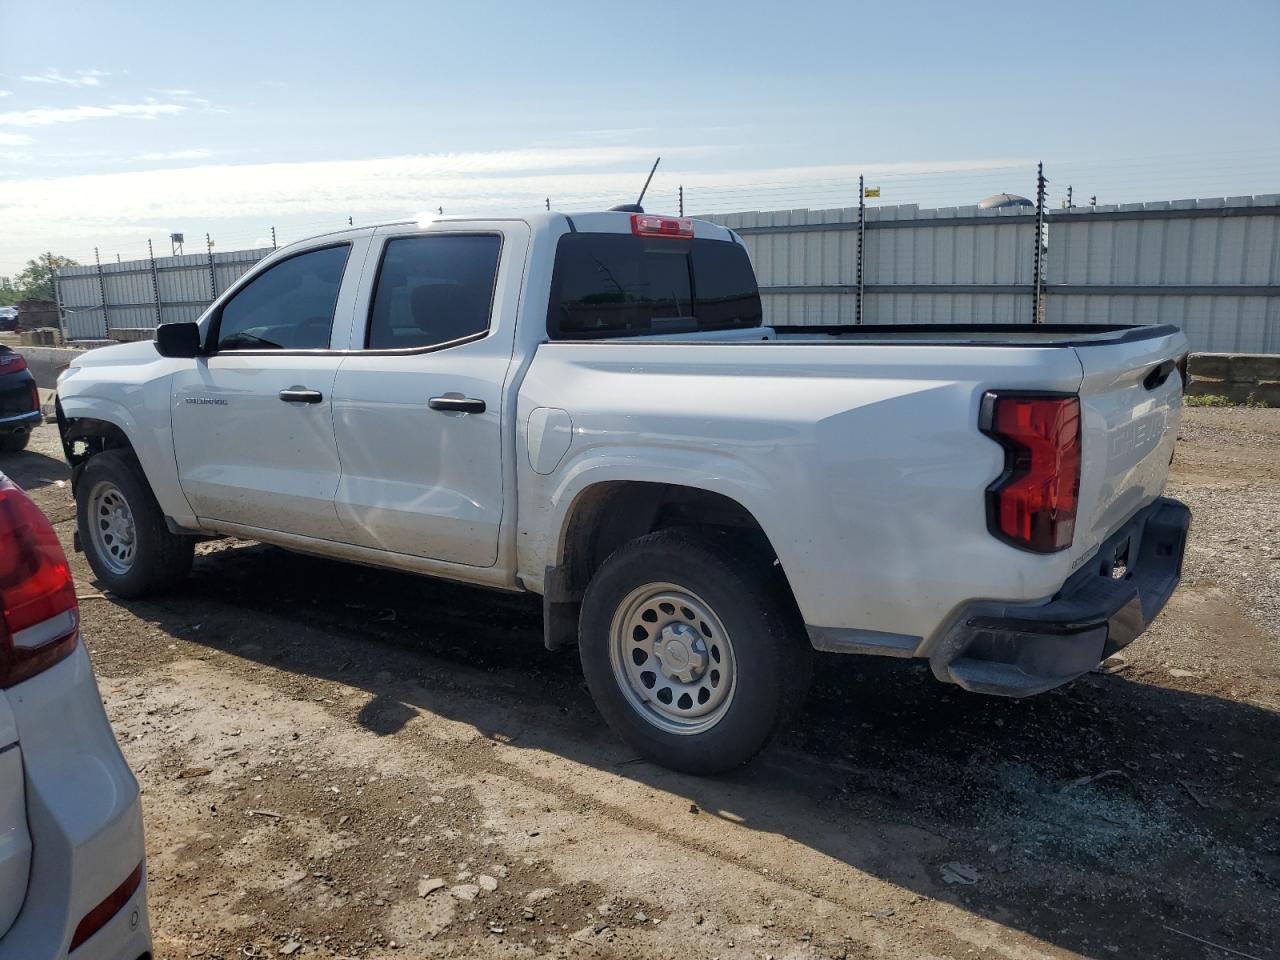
[155,322,202,358]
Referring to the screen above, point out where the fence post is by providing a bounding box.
[147,238,162,328]
[47,252,66,343]
[1032,162,1048,324]
[94,247,110,338]
[856,175,865,325]
[206,233,218,302]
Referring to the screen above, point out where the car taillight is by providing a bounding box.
[979,393,1082,554]
[631,213,693,238]
[0,353,27,373]
[70,861,144,951]
[0,478,79,688]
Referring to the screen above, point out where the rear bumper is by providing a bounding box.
[0,644,152,960]
[0,410,40,434]
[930,496,1190,696]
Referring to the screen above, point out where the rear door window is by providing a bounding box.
[548,234,761,339]
[365,234,502,350]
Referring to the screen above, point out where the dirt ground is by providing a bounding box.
[4,407,1278,960]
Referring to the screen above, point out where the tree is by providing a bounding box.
[0,276,19,307]
[0,254,79,304]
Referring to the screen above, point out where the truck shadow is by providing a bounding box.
[129,542,1279,960]
[0,447,68,493]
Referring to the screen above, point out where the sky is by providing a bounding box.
[0,0,1277,275]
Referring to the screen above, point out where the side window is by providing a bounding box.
[366,234,501,350]
[215,245,350,351]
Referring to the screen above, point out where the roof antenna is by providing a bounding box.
[610,156,660,213]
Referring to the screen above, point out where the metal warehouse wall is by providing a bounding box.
[53,194,1280,353]
[58,247,272,341]
[704,194,1280,353]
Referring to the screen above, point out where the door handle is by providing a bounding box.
[428,396,486,414]
[279,387,323,404]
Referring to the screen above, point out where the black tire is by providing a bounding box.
[0,432,29,453]
[76,449,194,598]
[578,528,812,775]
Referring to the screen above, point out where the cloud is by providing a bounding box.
[0,102,187,127]
[0,91,11,98]
[0,146,1029,272]
[21,69,110,88]
[133,148,212,162]
[0,133,33,146]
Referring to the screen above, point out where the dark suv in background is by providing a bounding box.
[0,346,40,452]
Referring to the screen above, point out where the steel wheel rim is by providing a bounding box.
[88,480,137,575]
[608,582,737,736]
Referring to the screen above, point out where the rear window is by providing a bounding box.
[548,233,762,339]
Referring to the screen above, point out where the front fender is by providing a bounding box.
[57,392,198,529]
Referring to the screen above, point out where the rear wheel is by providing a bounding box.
[0,431,29,453]
[76,450,194,598]
[579,529,811,775]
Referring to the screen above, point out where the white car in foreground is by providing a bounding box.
[0,474,151,960]
[55,209,1190,775]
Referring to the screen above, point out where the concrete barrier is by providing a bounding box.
[1187,353,1280,406]
[20,346,89,390]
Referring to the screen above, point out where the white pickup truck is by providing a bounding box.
[55,210,1191,774]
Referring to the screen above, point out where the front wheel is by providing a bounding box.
[579,529,811,775]
[76,450,194,598]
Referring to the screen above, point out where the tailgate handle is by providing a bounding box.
[1143,360,1176,391]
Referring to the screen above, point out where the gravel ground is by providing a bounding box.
[3,406,1278,960]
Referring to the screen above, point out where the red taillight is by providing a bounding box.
[0,353,27,373]
[980,393,1082,553]
[631,213,693,238]
[0,477,79,688]
[70,861,144,951]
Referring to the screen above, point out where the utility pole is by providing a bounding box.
[679,185,684,217]
[856,174,866,325]
[1032,162,1048,324]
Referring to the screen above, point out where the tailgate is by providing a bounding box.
[1070,328,1187,567]
[0,692,31,940]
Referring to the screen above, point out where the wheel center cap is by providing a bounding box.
[654,623,706,683]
